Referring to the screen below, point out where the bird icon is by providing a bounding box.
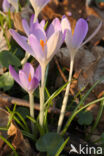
[69,144,79,154]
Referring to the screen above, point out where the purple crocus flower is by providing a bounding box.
[9,63,41,93]
[30,0,50,22]
[62,16,102,59]
[2,0,15,12]
[10,17,65,66]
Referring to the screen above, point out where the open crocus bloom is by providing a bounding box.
[2,0,19,12]
[63,16,102,59]
[30,0,50,21]
[10,17,65,66]
[22,14,45,37]
[9,63,41,93]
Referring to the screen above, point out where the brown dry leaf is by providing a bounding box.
[0,25,9,52]
[8,123,34,156]
[10,13,24,32]
[0,108,33,156]
[56,47,96,70]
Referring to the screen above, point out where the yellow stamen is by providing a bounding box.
[28,73,32,82]
[40,39,47,51]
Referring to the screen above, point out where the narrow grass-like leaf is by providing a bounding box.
[44,81,69,108]
[15,112,29,132]
[61,77,104,135]
[55,137,69,156]
[0,135,18,156]
[21,130,34,140]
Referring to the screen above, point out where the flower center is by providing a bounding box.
[40,39,47,51]
[28,73,32,82]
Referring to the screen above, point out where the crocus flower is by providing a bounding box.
[62,16,102,59]
[10,17,65,67]
[57,16,102,133]
[2,0,19,12]
[9,63,41,93]
[30,0,50,22]
[22,14,45,37]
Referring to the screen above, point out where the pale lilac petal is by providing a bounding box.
[23,63,34,79]
[40,20,45,28]
[2,0,10,12]
[30,23,46,41]
[61,16,71,34]
[36,0,50,8]
[81,21,102,47]
[30,14,35,26]
[35,65,41,81]
[72,18,88,49]
[29,77,39,91]
[47,18,61,39]
[8,0,18,12]
[22,19,30,36]
[10,29,33,55]
[65,29,73,50]
[9,65,21,86]
[47,31,62,60]
[29,34,45,63]
[30,0,50,11]
[19,70,29,91]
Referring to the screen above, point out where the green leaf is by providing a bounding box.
[0,72,14,91]
[0,51,21,68]
[0,135,18,156]
[78,111,93,125]
[36,132,64,156]
[16,107,29,119]
[55,137,69,156]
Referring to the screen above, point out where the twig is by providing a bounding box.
[0,94,71,117]
[54,57,67,82]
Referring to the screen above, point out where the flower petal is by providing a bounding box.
[47,18,61,39]
[40,20,45,28]
[22,19,30,36]
[9,65,21,86]
[29,34,45,64]
[65,29,73,50]
[30,0,50,11]
[30,23,46,41]
[2,0,10,12]
[23,63,34,79]
[72,18,88,49]
[47,31,63,61]
[10,29,34,55]
[8,0,18,12]
[19,70,29,91]
[81,21,102,47]
[61,16,71,34]
[35,65,41,81]
[29,77,39,91]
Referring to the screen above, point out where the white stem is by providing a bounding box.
[57,57,74,133]
[21,52,30,66]
[29,92,34,132]
[39,65,46,127]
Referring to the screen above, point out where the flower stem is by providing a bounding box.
[39,65,46,127]
[21,52,30,66]
[29,92,34,132]
[57,57,74,133]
